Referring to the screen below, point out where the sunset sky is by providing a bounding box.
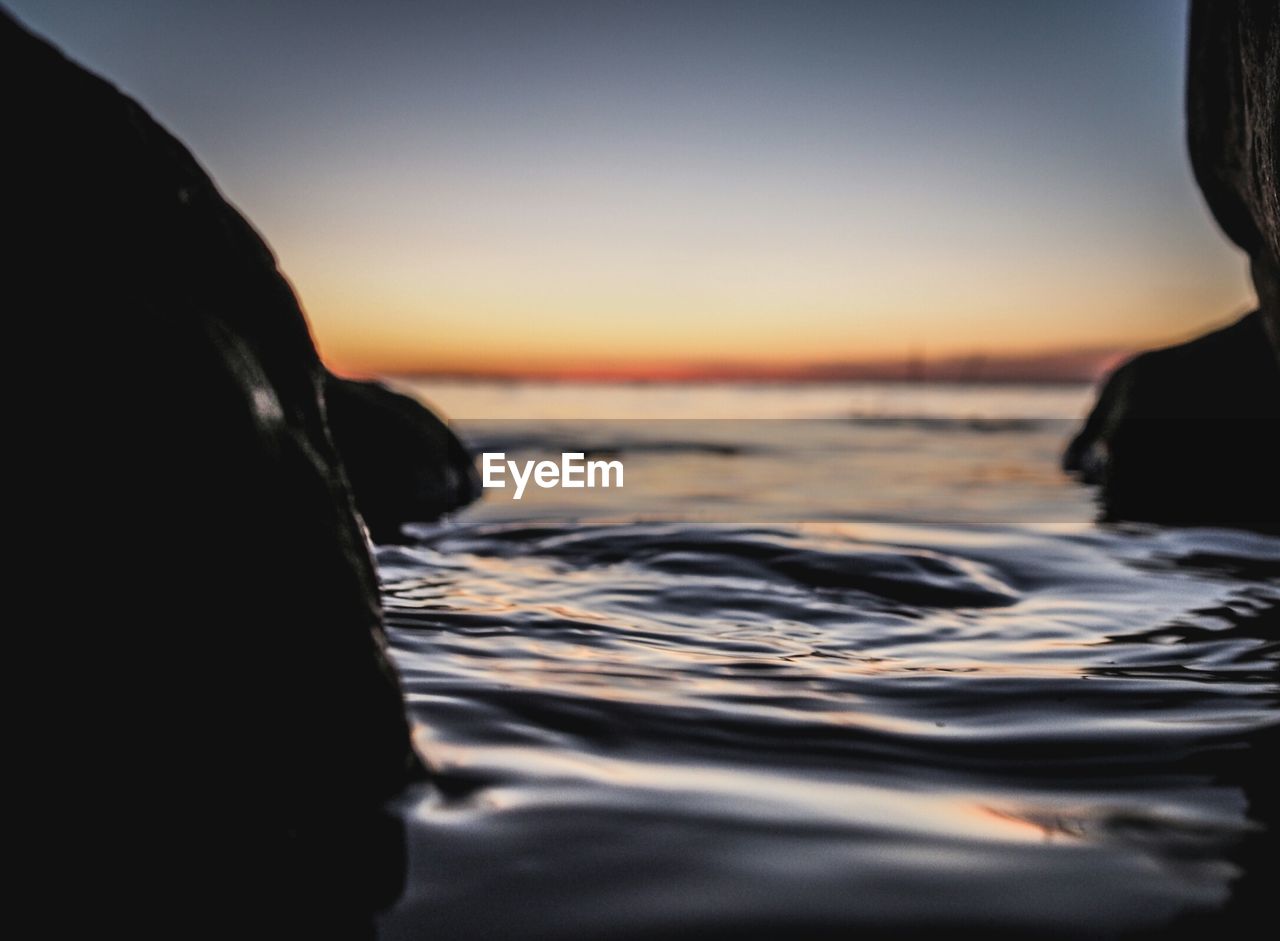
[13,0,1256,379]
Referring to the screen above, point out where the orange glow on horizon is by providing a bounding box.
[315,328,1183,384]
[295,251,1255,383]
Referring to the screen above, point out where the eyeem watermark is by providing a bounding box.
[482,452,624,500]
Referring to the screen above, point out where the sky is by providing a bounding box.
[10,0,1257,379]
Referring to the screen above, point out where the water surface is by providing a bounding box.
[374,382,1279,939]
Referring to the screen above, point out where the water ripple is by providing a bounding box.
[376,517,1280,939]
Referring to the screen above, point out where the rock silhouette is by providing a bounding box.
[3,1,449,868]
[325,375,479,542]
[1066,0,1280,527]
[1064,310,1279,526]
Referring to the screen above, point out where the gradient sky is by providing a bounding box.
[11,0,1257,377]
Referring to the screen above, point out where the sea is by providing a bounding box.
[368,380,1279,939]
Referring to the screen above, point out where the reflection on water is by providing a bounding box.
[371,384,1279,939]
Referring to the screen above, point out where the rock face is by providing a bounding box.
[1063,311,1280,526]
[1187,0,1280,355]
[5,3,433,837]
[325,375,480,542]
[1066,0,1280,527]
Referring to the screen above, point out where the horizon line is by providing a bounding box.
[328,345,1137,385]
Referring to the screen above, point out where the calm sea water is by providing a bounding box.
[372,381,1279,939]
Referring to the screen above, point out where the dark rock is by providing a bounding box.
[324,374,479,542]
[1067,1,1280,527]
[1187,0,1280,350]
[4,0,422,857]
[1063,311,1280,527]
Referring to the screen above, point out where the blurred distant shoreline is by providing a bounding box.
[373,373,1100,386]
[385,377,1096,422]
[330,340,1161,386]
